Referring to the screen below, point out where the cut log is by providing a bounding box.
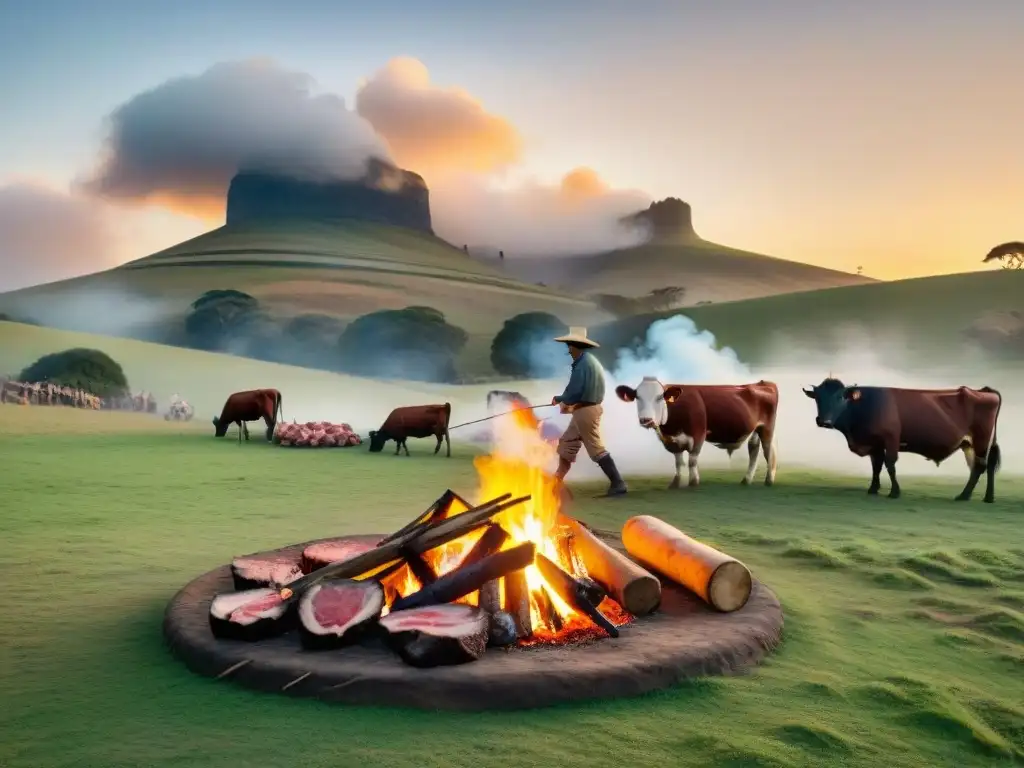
[401,551,437,586]
[534,553,619,638]
[577,577,606,607]
[534,587,564,633]
[378,488,463,546]
[455,524,508,570]
[279,493,524,600]
[390,542,535,613]
[503,570,533,639]
[558,513,661,616]
[478,579,502,614]
[621,515,752,613]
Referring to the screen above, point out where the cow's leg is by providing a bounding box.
[883,441,900,498]
[741,433,761,485]
[403,439,410,456]
[434,433,442,454]
[867,450,883,495]
[394,439,402,455]
[669,451,685,489]
[687,444,703,487]
[956,459,984,502]
[759,426,777,486]
[983,442,1000,504]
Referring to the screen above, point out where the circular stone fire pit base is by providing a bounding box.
[163,532,784,710]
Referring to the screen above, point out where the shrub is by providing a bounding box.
[490,312,568,378]
[337,306,468,383]
[183,289,264,351]
[18,348,130,398]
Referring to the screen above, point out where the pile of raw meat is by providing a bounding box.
[273,421,362,448]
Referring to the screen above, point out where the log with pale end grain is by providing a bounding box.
[503,570,533,639]
[621,515,752,613]
[534,553,619,638]
[558,513,661,616]
[390,542,535,613]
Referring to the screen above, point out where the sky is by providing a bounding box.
[0,0,1021,288]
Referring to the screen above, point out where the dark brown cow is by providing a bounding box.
[616,377,779,488]
[368,403,452,456]
[804,378,1002,501]
[212,389,284,443]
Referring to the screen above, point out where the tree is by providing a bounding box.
[280,313,347,369]
[983,242,1024,270]
[648,286,686,311]
[18,348,129,398]
[337,306,468,383]
[183,289,264,351]
[490,312,568,378]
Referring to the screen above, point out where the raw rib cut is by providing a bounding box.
[379,604,489,667]
[298,579,385,650]
[208,587,294,641]
[231,555,303,590]
[301,538,381,574]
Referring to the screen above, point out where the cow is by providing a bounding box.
[368,403,452,456]
[212,389,284,443]
[615,377,779,488]
[803,378,1002,502]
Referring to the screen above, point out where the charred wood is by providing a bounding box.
[534,553,619,638]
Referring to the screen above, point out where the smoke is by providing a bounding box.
[0,182,120,293]
[77,59,390,219]
[429,167,652,256]
[513,314,1023,483]
[355,57,522,175]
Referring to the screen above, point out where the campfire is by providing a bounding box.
[211,407,756,671]
[287,406,640,647]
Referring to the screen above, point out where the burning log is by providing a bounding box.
[535,553,619,638]
[621,515,752,613]
[456,523,509,570]
[402,552,437,586]
[279,494,524,600]
[379,489,472,546]
[534,588,564,633]
[577,578,606,607]
[390,542,536,613]
[558,514,661,616]
[503,570,533,639]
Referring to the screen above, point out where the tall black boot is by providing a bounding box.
[597,454,628,496]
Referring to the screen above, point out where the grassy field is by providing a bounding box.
[597,268,1024,366]
[501,237,872,304]
[1,406,1022,768]
[0,322,522,426]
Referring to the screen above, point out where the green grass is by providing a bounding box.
[1,406,1023,768]
[597,268,1024,365]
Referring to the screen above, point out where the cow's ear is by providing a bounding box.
[846,388,862,401]
[615,385,637,403]
[802,387,816,399]
[663,385,683,404]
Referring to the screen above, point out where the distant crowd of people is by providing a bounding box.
[0,378,159,413]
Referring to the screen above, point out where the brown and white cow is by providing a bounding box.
[369,403,452,456]
[804,378,1003,502]
[213,389,284,443]
[616,377,779,488]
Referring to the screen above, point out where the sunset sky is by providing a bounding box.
[1,0,1021,285]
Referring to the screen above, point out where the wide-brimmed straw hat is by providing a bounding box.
[553,326,600,348]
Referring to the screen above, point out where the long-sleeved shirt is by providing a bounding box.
[553,349,606,406]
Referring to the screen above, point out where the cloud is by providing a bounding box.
[78,59,389,219]
[429,167,651,255]
[0,182,118,292]
[355,57,522,175]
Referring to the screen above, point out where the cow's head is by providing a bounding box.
[212,416,228,437]
[367,429,387,453]
[803,378,851,428]
[615,377,682,429]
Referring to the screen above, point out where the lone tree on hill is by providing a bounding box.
[18,348,130,398]
[337,306,468,383]
[490,312,568,378]
[183,289,269,351]
[983,242,1024,270]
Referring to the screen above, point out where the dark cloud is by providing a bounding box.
[0,182,116,292]
[77,59,390,218]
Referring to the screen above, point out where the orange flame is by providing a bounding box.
[380,405,631,641]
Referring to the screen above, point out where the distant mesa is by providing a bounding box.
[621,197,698,242]
[225,157,433,234]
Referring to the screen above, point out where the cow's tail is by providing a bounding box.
[981,386,1002,474]
[443,402,452,458]
[276,391,284,423]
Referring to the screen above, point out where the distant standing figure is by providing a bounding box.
[499,250,504,260]
[550,327,626,497]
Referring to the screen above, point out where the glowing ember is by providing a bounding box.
[377,405,633,643]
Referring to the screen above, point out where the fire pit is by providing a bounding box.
[162,409,784,710]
